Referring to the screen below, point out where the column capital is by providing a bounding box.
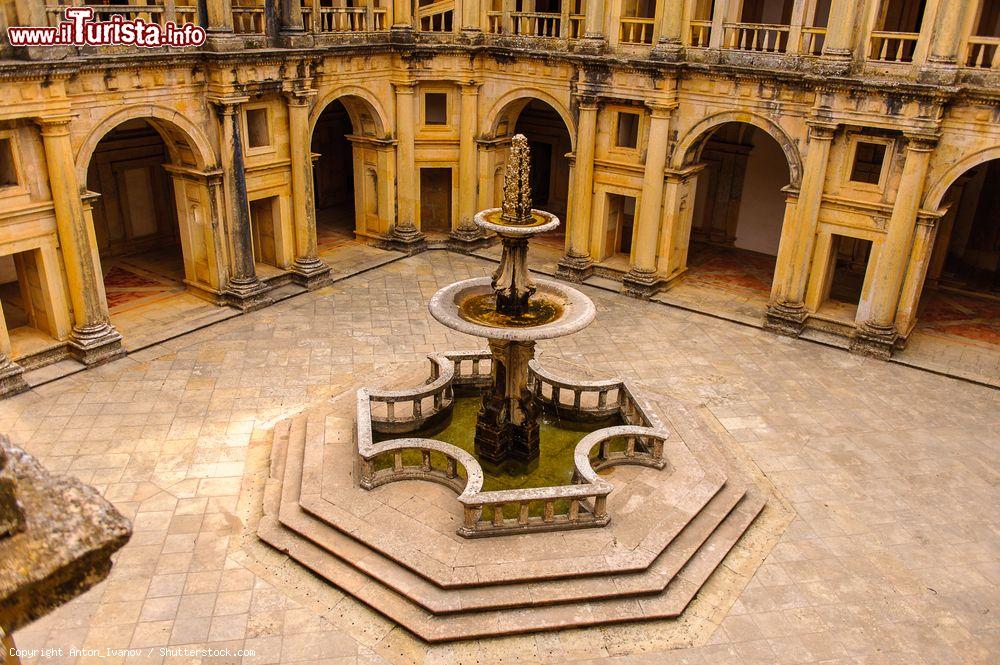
[208,96,250,115]
[35,114,77,135]
[645,102,677,119]
[806,120,838,141]
[459,80,482,95]
[903,131,940,152]
[284,88,317,106]
[391,81,417,94]
[574,94,601,110]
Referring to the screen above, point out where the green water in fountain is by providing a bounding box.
[458,293,564,328]
[373,397,621,519]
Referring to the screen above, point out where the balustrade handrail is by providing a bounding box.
[868,30,920,62]
[964,35,1000,69]
[722,21,791,52]
[688,18,712,47]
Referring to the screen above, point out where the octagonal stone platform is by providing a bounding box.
[249,357,788,642]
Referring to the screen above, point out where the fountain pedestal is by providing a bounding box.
[475,339,539,464]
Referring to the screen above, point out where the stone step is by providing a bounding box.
[262,414,759,616]
[258,488,766,642]
[293,408,730,589]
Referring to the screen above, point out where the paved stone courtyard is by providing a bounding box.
[2,252,998,664]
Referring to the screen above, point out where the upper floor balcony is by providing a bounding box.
[2,0,997,86]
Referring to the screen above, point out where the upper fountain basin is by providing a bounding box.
[429,277,596,342]
[474,208,560,237]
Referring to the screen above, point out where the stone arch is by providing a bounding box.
[75,104,215,183]
[923,145,1000,211]
[484,88,575,148]
[672,110,803,188]
[309,86,390,139]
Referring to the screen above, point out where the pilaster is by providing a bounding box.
[765,120,837,337]
[36,115,123,366]
[556,95,599,282]
[285,89,332,290]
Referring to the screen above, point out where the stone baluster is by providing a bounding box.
[212,98,273,311]
[286,89,332,288]
[557,95,599,281]
[852,132,938,359]
[765,120,836,335]
[623,103,674,298]
[36,116,124,366]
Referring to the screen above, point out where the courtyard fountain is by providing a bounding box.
[252,134,780,642]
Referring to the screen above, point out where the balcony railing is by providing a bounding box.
[303,6,387,33]
[688,19,712,47]
[487,9,584,40]
[799,26,826,56]
[619,16,654,45]
[417,0,454,32]
[868,30,919,62]
[965,35,1000,70]
[232,6,265,34]
[722,22,790,53]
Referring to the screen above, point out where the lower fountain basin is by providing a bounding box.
[429,277,596,342]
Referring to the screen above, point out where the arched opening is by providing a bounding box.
[492,99,573,250]
[677,122,792,310]
[310,94,387,250]
[912,158,1000,347]
[87,119,188,316]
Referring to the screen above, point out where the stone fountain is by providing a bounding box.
[429,135,595,466]
[249,134,784,643]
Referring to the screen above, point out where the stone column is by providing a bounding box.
[622,103,673,298]
[822,0,858,62]
[461,0,481,37]
[451,81,487,249]
[765,121,836,336]
[650,0,685,60]
[286,90,331,289]
[657,165,704,281]
[892,211,941,344]
[279,0,311,46]
[212,99,272,311]
[556,96,599,282]
[576,0,607,53]
[386,82,425,252]
[926,0,974,67]
[852,132,938,359]
[36,116,123,366]
[392,0,413,31]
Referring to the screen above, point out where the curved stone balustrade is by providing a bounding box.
[365,354,455,433]
[356,353,671,538]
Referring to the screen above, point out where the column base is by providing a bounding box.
[290,257,333,290]
[222,277,274,313]
[621,268,664,299]
[575,36,607,55]
[917,62,960,85]
[204,33,246,52]
[555,253,594,283]
[448,225,495,254]
[649,40,684,62]
[0,357,29,399]
[764,302,809,337]
[389,25,417,45]
[850,322,897,360]
[68,322,125,367]
[814,52,853,76]
[377,223,428,255]
[277,30,314,48]
[458,27,484,45]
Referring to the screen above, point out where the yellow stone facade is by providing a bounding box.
[0,0,998,396]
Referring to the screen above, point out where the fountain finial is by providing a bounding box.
[501,134,533,225]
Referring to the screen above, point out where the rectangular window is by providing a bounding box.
[0,138,19,188]
[615,112,640,149]
[849,141,887,185]
[245,108,270,149]
[425,93,448,126]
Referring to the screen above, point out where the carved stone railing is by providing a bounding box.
[304,5,387,33]
[355,352,670,538]
[232,6,265,34]
[965,35,1000,70]
[799,26,826,56]
[722,22,791,53]
[868,30,919,63]
[45,3,168,27]
[688,19,712,47]
[417,0,454,33]
[366,354,454,434]
[619,16,655,45]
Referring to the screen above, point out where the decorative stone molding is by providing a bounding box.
[355,352,670,538]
